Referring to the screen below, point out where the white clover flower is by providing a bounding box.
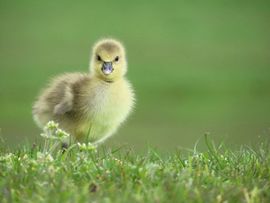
[47,165,59,176]
[37,152,54,162]
[0,153,16,170]
[44,120,59,131]
[41,121,69,141]
[40,133,50,139]
[77,142,97,152]
[145,163,160,178]
[22,154,29,160]
[46,154,54,162]
[29,159,38,167]
[55,129,69,137]
[112,157,123,165]
[40,133,58,140]
[0,153,15,162]
[55,129,70,140]
[41,121,59,140]
[37,152,44,160]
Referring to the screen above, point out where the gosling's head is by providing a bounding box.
[90,39,127,82]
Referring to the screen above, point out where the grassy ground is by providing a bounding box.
[1,123,269,203]
[0,1,270,150]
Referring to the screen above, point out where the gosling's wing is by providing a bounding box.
[51,73,90,115]
[33,73,86,117]
[53,73,94,117]
[53,85,74,115]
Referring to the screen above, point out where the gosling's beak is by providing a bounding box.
[102,62,114,75]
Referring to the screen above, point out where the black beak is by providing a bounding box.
[102,62,113,75]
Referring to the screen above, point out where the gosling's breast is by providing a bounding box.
[85,79,134,125]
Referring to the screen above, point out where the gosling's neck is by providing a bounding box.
[92,73,124,85]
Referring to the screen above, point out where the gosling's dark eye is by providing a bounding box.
[97,55,102,61]
[115,56,119,62]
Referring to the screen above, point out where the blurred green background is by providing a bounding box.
[0,0,270,151]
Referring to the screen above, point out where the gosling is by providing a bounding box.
[32,39,135,144]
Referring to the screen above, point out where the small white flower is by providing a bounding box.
[0,153,15,162]
[22,154,29,160]
[145,163,160,178]
[37,152,54,162]
[46,154,54,162]
[41,121,70,141]
[55,129,70,140]
[41,133,58,140]
[44,121,59,131]
[77,142,97,152]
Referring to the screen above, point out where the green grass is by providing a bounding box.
[0,1,270,150]
[1,123,269,202]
